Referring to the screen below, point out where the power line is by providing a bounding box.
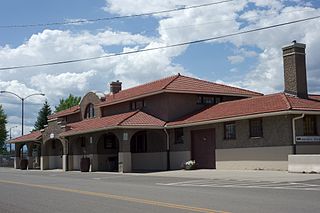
[0,0,234,29]
[0,15,319,71]
[154,8,316,33]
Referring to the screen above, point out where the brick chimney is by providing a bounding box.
[282,41,308,99]
[110,80,122,94]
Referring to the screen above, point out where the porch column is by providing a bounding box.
[62,155,68,171]
[62,139,68,171]
[40,143,48,170]
[14,143,21,169]
[118,132,131,173]
[27,143,34,169]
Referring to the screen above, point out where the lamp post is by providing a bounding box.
[0,91,45,136]
[9,125,18,154]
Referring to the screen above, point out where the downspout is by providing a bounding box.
[292,114,305,154]
[164,128,170,171]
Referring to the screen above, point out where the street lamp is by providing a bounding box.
[9,125,18,154]
[0,91,45,135]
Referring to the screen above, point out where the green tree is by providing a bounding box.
[34,100,52,131]
[55,94,81,112]
[0,105,8,153]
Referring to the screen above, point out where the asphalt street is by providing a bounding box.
[0,168,319,213]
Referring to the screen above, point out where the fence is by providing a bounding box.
[0,155,14,167]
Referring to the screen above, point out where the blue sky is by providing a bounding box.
[0,0,320,137]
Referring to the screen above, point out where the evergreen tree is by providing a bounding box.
[0,105,8,153]
[55,94,81,112]
[34,100,52,131]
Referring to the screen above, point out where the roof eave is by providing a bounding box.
[98,89,260,108]
[166,110,320,128]
[61,125,165,137]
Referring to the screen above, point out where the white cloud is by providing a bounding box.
[228,55,245,64]
[1,0,320,134]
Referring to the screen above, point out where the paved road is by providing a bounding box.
[0,168,320,213]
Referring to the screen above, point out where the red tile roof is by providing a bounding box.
[48,105,80,120]
[10,131,42,143]
[60,110,165,136]
[98,74,262,107]
[120,111,166,127]
[167,93,320,127]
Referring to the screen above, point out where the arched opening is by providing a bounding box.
[45,139,63,169]
[69,136,90,171]
[84,103,95,119]
[97,133,119,171]
[30,143,41,169]
[130,130,167,172]
[19,144,28,160]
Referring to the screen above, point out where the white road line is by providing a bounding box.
[156,179,320,191]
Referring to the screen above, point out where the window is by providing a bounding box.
[175,128,184,144]
[197,95,222,105]
[224,122,236,140]
[80,137,86,148]
[249,118,263,138]
[103,134,117,149]
[131,131,147,153]
[130,100,145,110]
[304,116,317,136]
[85,103,95,119]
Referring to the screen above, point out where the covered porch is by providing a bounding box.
[61,110,168,172]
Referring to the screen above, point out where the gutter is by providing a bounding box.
[292,114,305,155]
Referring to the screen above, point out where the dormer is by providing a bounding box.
[79,92,103,120]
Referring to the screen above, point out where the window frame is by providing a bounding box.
[224,122,236,140]
[130,99,145,110]
[174,128,184,144]
[249,118,263,138]
[85,103,95,119]
[303,115,317,136]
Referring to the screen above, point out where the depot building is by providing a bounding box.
[11,42,320,172]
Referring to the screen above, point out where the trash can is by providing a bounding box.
[80,157,90,172]
[20,159,28,170]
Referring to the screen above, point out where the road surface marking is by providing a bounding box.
[156,179,320,191]
[0,179,230,213]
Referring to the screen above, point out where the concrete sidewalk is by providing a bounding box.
[140,169,320,182]
[2,167,320,182]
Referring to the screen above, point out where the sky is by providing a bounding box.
[0,0,320,138]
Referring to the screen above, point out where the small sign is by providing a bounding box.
[50,133,54,139]
[90,137,93,144]
[123,132,128,141]
[296,136,320,143]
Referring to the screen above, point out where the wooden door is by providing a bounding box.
[191,129,216,169]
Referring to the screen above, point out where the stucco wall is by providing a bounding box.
[184,115,293,150]
[216,146,291,170]
[131,152,167,171]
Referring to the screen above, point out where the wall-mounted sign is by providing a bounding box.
[123,132,128,141]
[90,137,93,144]
[50,133,54,139]
[296,136,320,143]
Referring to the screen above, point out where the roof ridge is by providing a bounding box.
[175,75,262,96]
[162,73,180,90]
[117,110,140,126]
[108,74,178,95]
[281,93,293,110]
